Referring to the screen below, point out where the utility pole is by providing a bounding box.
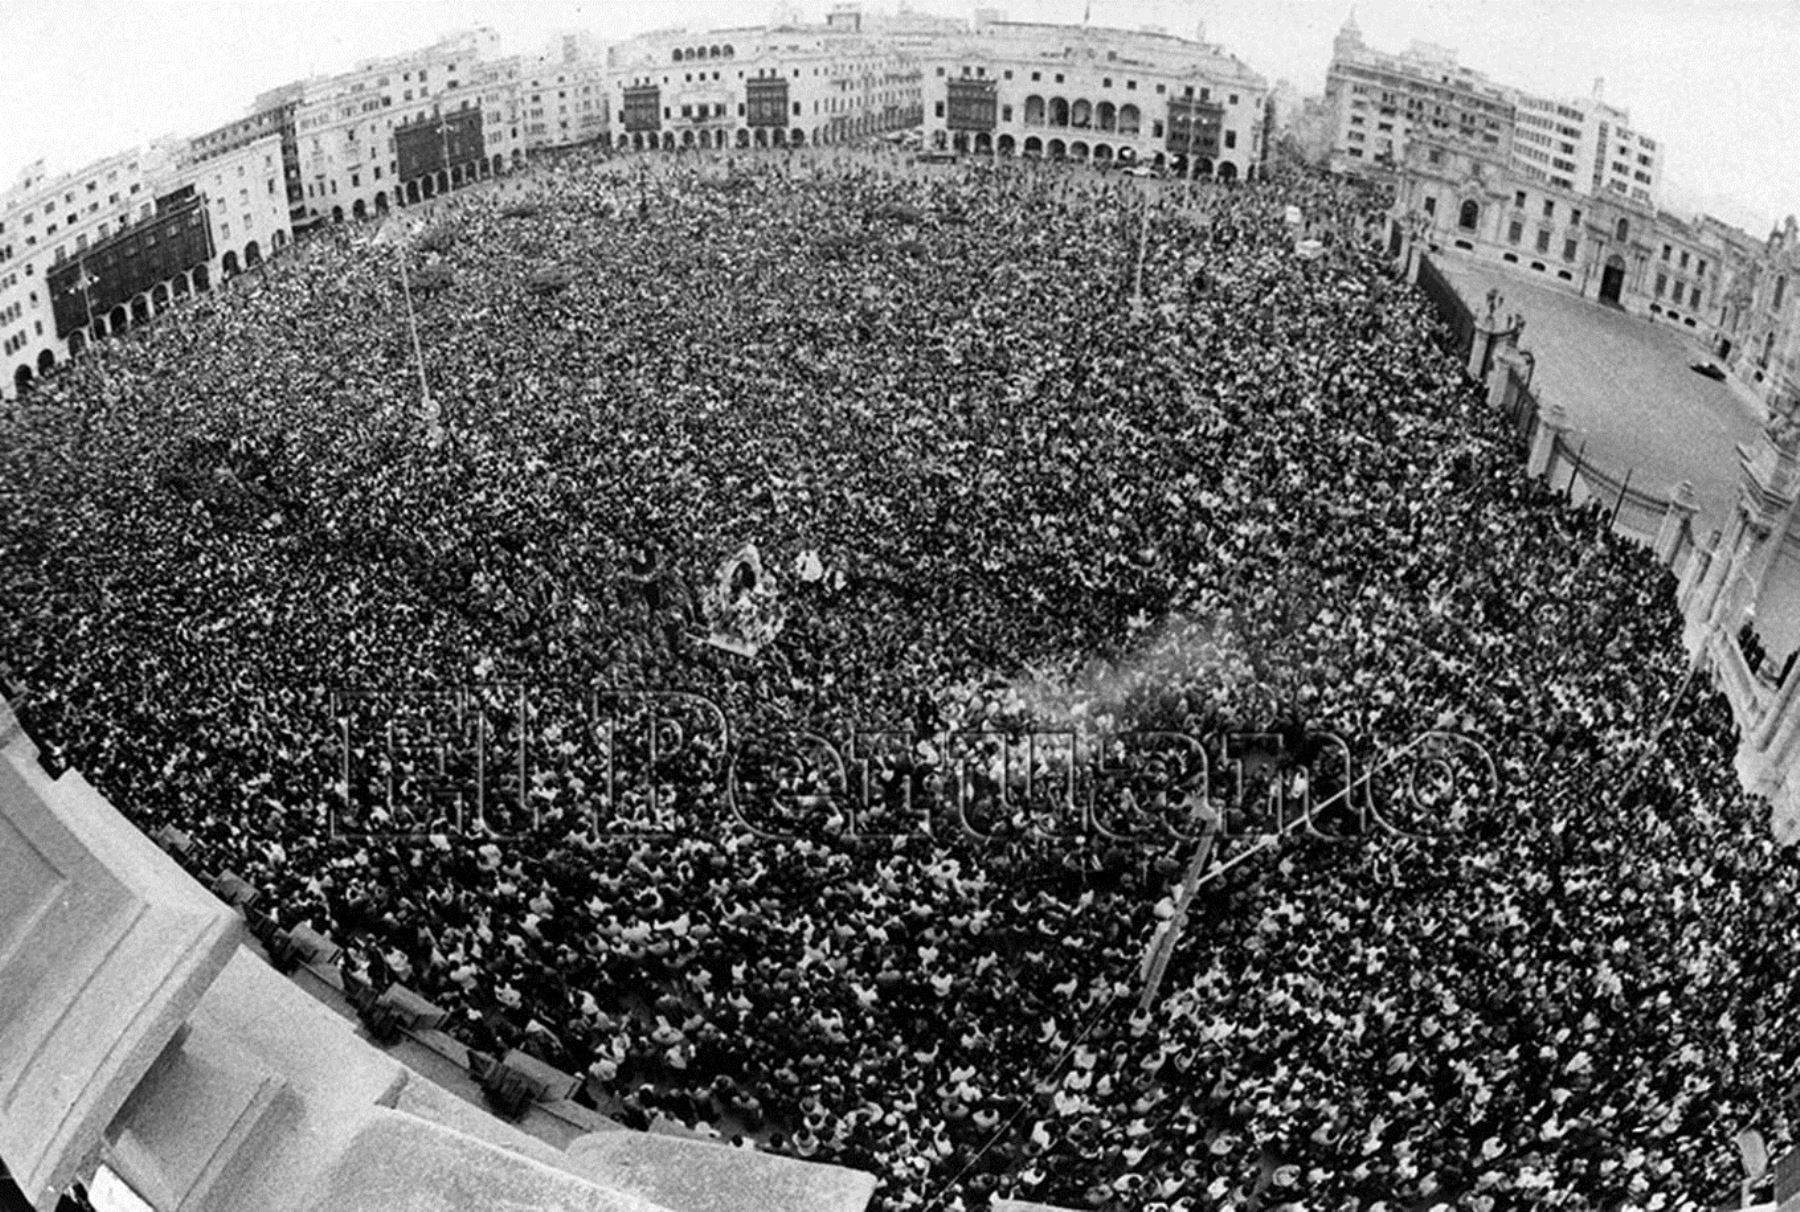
[396,244,431,414]
[437,108,453,196]
[1132,192,1151,308]
[73,263,96,347]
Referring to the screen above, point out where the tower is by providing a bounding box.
[1333,8,1363,59]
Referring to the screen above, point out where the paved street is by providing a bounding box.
[1437,257,1766,536]
[1434,256,1800,659]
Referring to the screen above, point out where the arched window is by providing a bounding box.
[1775,276,1788,312]
[1458,199,1479,231]
[1024,95,1045,125]
[672,49,682,62]
[1096,101,1116,131]
[1049,97,1069,127]
[1117,104,1141,135]
[1615,217,1630,242]
[1070,99,1092,128]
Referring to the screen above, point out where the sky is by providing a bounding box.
[1,0,1795,233]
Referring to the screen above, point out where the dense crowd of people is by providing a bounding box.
[3,142,1796,1212]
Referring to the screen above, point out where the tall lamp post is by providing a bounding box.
[373,217,437,445]
[436,108,455,199]
[70,263,97,350]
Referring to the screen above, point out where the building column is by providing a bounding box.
[1527,402,1571,479]
[1484,328,1524,411]
[1653,481,1699,566]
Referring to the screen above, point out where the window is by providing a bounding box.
[1423,196,1437,216]
[1224,130,1237,149]
[1542,199,1554,219]
[1655,273,1667,297]
[1514,190,1526,208]
[1508,218,1523,244]
[1691,285,1703,308]
[1570,209,1582,227]
[1662,245,1671,261]
[1563,238,1578,262]
[1535,229,1551,253]
[1615,218,1630,242]
[1679,250,1689,270]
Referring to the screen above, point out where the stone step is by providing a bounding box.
[567,1129,878,1212]
[303,1107,675,1212]
[0,748,240,1209]
[103,1019,287,1211]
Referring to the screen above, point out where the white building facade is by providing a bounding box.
[289,29,527,224]
[920,20,1270,177]
[1,134,294,399]
[1392,128,1748,343]
[1513,89,1662,207]
[608,11,924,152]
[1323,15,1514,178]
[520,33,612,151]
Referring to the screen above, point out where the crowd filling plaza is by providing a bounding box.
[2,143,1795,1212]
